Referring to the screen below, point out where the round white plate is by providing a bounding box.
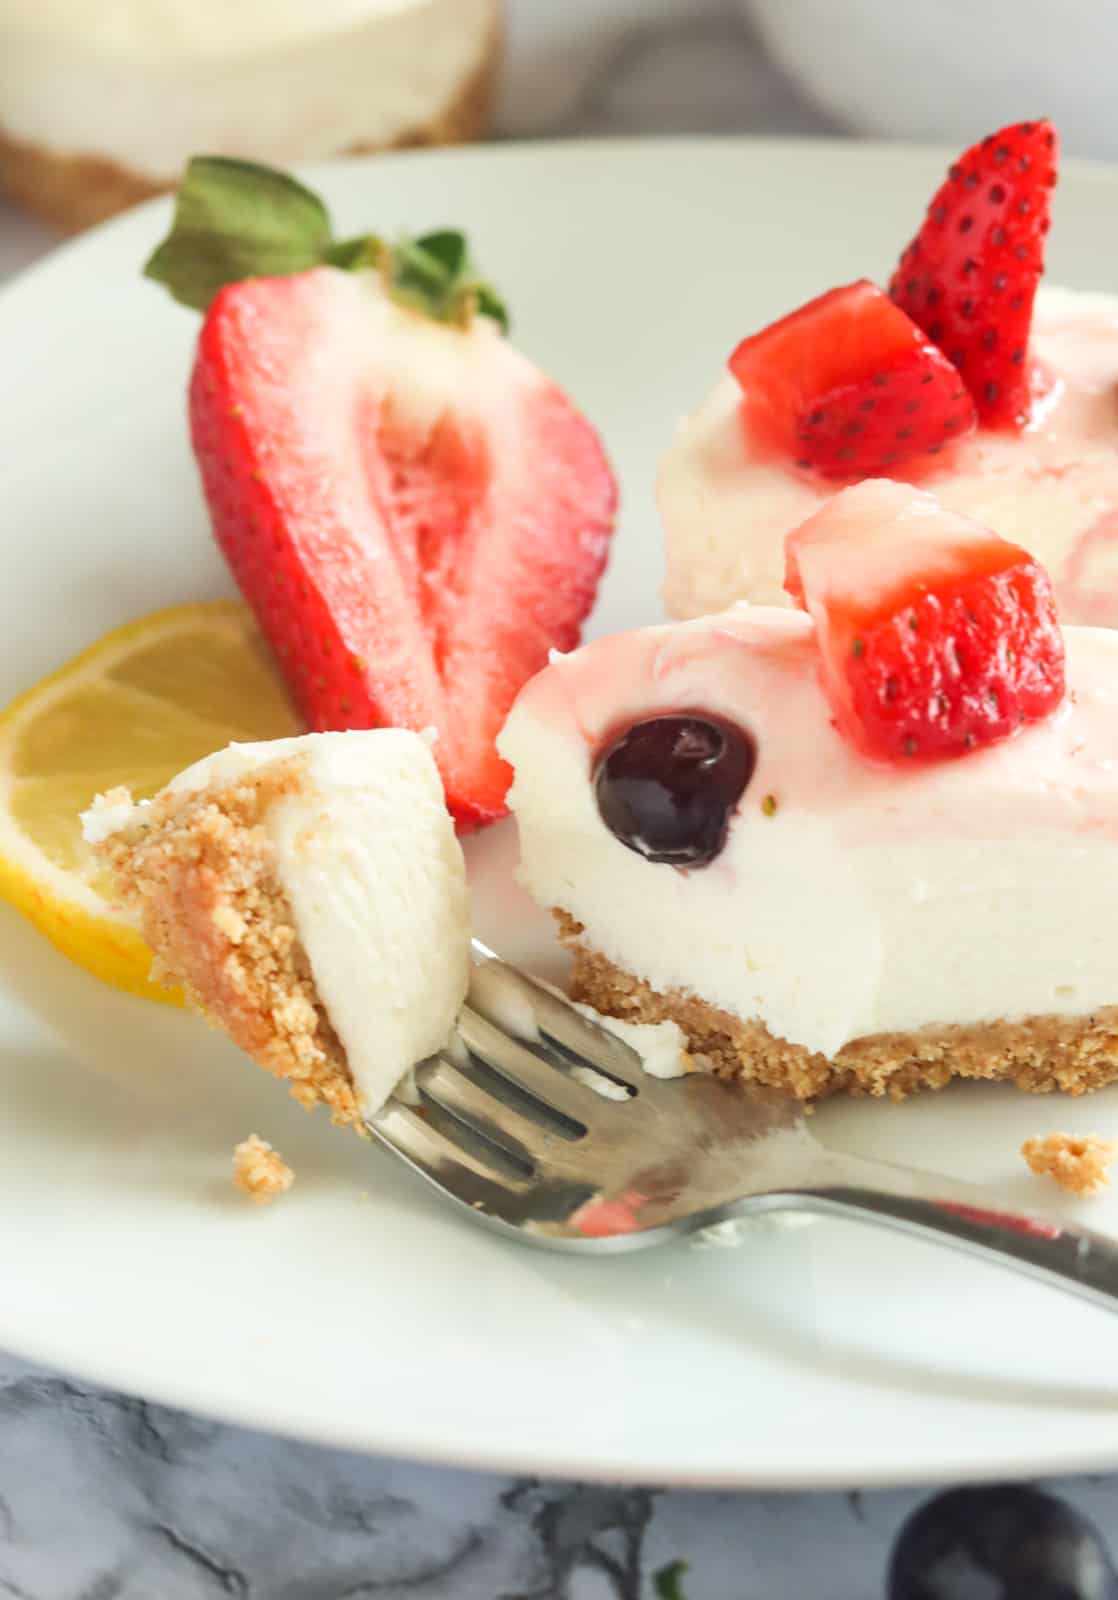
[4,139,1118,1490]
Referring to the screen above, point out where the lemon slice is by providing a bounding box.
[0,600,302,1002]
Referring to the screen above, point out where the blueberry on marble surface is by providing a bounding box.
[593,714,756,866]
[887,1484,1118,1599]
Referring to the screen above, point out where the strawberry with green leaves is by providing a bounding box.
[147,158,617,830]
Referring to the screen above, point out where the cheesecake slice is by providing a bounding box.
[659,120,1118,633]
[499,487,1118,1103]
[660,286,1118,629]
[0,0,499,231]
[84,729,470,1127]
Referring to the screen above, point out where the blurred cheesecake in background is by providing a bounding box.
[0,0,500,232]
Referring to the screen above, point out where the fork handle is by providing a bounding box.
[777,1152,1118,1315]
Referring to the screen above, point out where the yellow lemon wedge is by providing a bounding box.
[0,600,302,1002]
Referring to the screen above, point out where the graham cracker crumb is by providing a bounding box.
[232,1135,294,1204]
[555,910,1118,1103]
[1022,1132,1117,1197]
[91,761,363,1131]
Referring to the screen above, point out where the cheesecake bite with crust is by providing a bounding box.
[84,730,470,1128]
[499,483,1118,1104]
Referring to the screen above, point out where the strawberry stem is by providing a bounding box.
[144,156,510,333]
[384,232,510,333]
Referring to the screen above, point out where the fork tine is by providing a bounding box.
[456,1005,607,1124]
[416,1055,583,1167]
[511,975,647,1091]
[370,1101,533,1211]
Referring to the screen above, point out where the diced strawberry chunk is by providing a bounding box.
[728,280,976,481]
[189,268,617,829]
[785,480,1065,762]
[890,119,1058,428]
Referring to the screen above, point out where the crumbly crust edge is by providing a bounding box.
[93,764,364,1131]
[556,911,1118,1102]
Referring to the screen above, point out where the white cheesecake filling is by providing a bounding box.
[0,0,494,180]
[86,729,470,1114]
[499,608,1118,1060]
[574,1009,691,1080]
[659,286,1118,627]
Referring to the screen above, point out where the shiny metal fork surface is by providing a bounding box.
[368,944,1118,1315]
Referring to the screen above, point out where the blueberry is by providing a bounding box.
[592,714,756,867]
[887,1485,1118,1600]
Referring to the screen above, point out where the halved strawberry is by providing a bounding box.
[728,281,976,480]
[190,269,617,828]
[889,119,1058,429]
[785,480,1065,762]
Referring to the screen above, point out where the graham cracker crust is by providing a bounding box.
[0,6,500,233]
[556,912,1118,1103]
[93,764,363,1130]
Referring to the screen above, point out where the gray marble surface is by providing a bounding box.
[1,1343,1117,1596]
[1,2,1117,1594]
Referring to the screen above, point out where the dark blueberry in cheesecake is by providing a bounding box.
[888,1484,1118,1600]
[593,714,756,866]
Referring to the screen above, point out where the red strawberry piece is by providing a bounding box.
[889,119,1058,429]
[784,479,1065,762]
[728,280,976,481]
[190,269,617,829]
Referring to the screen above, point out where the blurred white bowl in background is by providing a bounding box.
[743,0,1118,159]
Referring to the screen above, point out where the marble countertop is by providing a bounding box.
[0,1345,1114,1597]
[2,2,1117,1593]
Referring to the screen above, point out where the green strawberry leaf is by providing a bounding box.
[144,157,333,311]
[473,282,510,335]
[653,1560,690,1600]
[392,237,457,306]
[412,229,469,280]
[389,230,509,331]
[144,156,510,333]
[323,234,384,271]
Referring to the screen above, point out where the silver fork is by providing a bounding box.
[369,944,1118,1314]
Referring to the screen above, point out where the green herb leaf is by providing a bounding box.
[654,1559,690,1600]
[144,156,510,333]
[144,157,333,311]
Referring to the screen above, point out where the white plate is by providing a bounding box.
[4,138,1118,1490]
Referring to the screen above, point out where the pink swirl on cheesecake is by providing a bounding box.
[659,287,1118,627]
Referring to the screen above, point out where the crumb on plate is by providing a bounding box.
[232,1134,294,1204]
[1021,1131,1117,1197]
